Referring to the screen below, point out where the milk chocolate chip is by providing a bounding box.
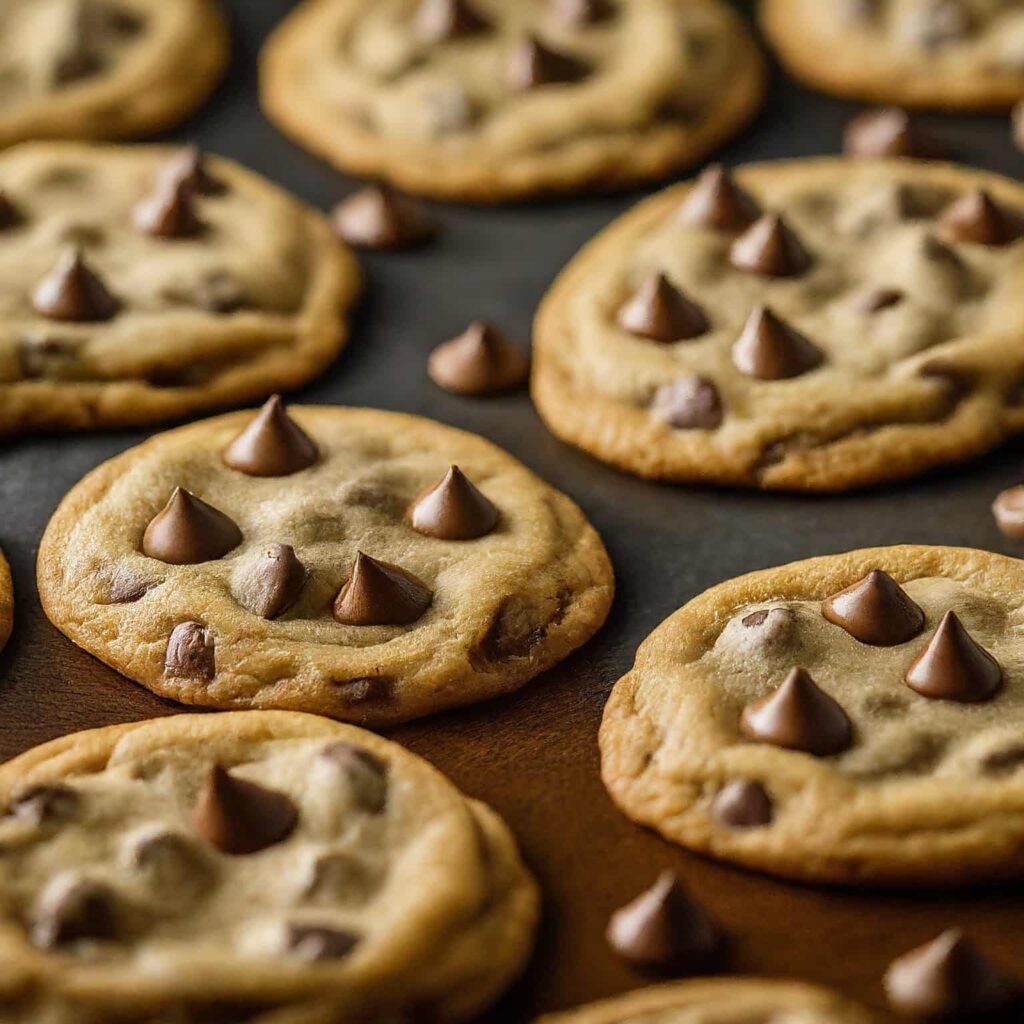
[904,611,1002,702]
[160,145,225,196]
[193,765,298,855]
[133,177,203,239]
[164,622,216,681]
[507,34,588,90]
[428,321,529,395]
[940,189,1023,246]
[142,487,242,564]
[822,569,925,647]
[652,377,724,430]
[408,465,499,540]
[320,742,388,813]
[222,396,318,477]
[676,165,760,232]
[844,108,937,158]
[729,215,812,278]
[617,273,709,342]
[414,0,489,43]
[32,248,119,322]
[32,878,119,948]
[240,545,308,620]
[331,186,436,250]
[333,553,432,626]
[732,306,822,380]
[710,780,773,829]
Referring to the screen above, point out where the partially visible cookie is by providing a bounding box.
[533,158,1024,491]
[601,545,1024,886]
[0,143,360,438]
[0,711,539,1023]
[37,402,613,726]
[0,0,229,146]
[537,978,873,1023]
[760,0,1024,110]
[0,547,12,653]
[260,0,765,202]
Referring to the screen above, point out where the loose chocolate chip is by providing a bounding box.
[285,923,360,961]
[939,189,1023,246]
[427,321,529,396]
[507,34,588,90]
[844,108,937,158]
[239,545,307,620]
[7,784,78,825]
[32,248,119,322]
[731,306,822,381]
[904,611,1002,702]
[331,186,436,250]
[884,930,1016,1017]
[617,273,709,343]
[408,466,499,541]
[710,780,773,829]
[164,622,216,681]
[193,765,298,855]
[142,487,242,565]
[676,165,760,232]
[729,215,812,278]
[551,0,615,27]
[992,484,1024,540]
[133,178,203,239]
[822,569,925,647]
[32,878,118,948]
[159,145,225,197]
[223,396,319,477]
[606,871,725,974]
[855,287,905,313]
[0,190,21,230]
[740,668,853,756]
[414,0,489,43]
[651,376,723,430]
[320,742,388,813]
[333,553,433,627]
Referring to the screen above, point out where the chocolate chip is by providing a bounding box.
[427,321,529,396]
[939,189,1023,246]
[126,828,212,897]
[507,34,588,90]
[133,178,203,239]
[333,553,433,627]
[223,396,319,477]
[159,146,225,197]
[606,871,725,974]
[331,186,436,250]
[550,0,615,27]
[285,923,360,961]
[0,190,21,230]
[993,485,1024,540]
[844,108,937,158]
[408,466,499,541]
[32,248,119,322]
[617,273,709,342]
[729,215,812,278]
[904,611,1002,702]
[53,48,101,86]
[303,851,378,903]
[822,569,925,647]
[884,930,1016,1017]
[32,878,118,948]
[319,742,388,813]
[414,0,489,43]
[103,567,154,604]
[740,668,853,756]
[16,335,79,379]
[164,622,216,681]
[710,780,773,829]
[238,545,307,620]
[651,377,723,430]
[676,165,760,232]
[855,287,905,314]
[7,784,78,825]
[731,306,822,380]
[193,765,298,855]
[142,488,242,565]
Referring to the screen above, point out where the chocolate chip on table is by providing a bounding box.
[710,780,773,829]
[676,164,760,232]
[617,273,709,343]
[507,34,589,90]
[193,765,298,855]
[939,189,1023,246]
[427,321,529,396]
[844,108,938,159]
[285,923,360,961]
[651,376,724,430]
[333,553,433,627]
[606,871,726,974]
[142,487,242,565]
[408,465,499,540]
[740,668,853,756]
[821,569,925,647]
[31,877,119,948]
[731,306,822,381]
[331,186,436,250]
[222,395,319,477]
[992,484,1024,540]
[239,545,308,620]
[319,742,389,813]
[32,248,119,322]
[164,622,216,681]
[414,0,490,44]
[729,214,812,278]
[904,610,1002,702]
[133,177,203,239]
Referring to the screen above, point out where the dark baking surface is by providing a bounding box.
[3,1,1024,1019]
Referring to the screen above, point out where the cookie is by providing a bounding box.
[0,143,360,438]
[37,401,614,726]
[0,0,229,146]
[533,158,1024,491]
[0,546,12,654]
[601,545,1024,886]
[760,0,1024,110]
[259,0,765,202]
[537,978,873,1024]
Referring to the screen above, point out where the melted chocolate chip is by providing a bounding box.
[222,396,318,477]
[710,780,773,829]
[844,108,937,158]
[427,321,529,396]
[285,923,360,961]
[408,466,499,540]
[414,0,489,43]
[940,189,1023,246]
[904,611,1002,702]
[320,742,388,813]
[164,622,216,681]
[193,765,298,855]
[333,553,432,627]
[507,34,588,90]
[617,273,709,342]
[239,545,307,620]
[822,569,925,647]
[731,306,822,380]
[133,178,203,239]
[651,376,724,430]
[993,484,1024,540]
[676,165,760,232]
[729,215,812,278]
[331,186,436,250]
[303,851,378,903]
[32,248,119,322]
[142,487,242,565]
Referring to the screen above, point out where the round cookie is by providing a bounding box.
[259,0,765,202]
[0,547,12,654]
[0,711,539,1022]
[760,0,1024,111]
[537,978,873,1024]
[533,158,1024,491]
[601,545,1024,886]
[0,143,360,438]
[37,402,614,726]
[0,0,229,146]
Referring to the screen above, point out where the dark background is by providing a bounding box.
[3,1,1024,1019]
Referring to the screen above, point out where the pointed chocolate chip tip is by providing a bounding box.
[142,487,242,565]
[223,396,319,477]
[732,305,822,380]
[508,33,588,90]
[333,552,433,626]
[617,273,709,343]
[193,764,298,855]
[710,780,773,829]
[409,465,499,540]
[822,569,925,647]
[428,320,529,395]
[940,188,1022,246]
[133,177,203,239]
[904,610,1002,702]
[677,165,760,232]
[331,185,436,250]
[729,213,812,278]
[32,247,120,323]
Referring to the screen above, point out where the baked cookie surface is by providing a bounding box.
[0,143,359,438]
[601,545,1024,886]
[533,159,1024,491]
[37,402,613,726]
[260,0,765,202]
[537,978,873,1023]
[0,547,12,654]
[0,0,228,146]
[0,711,538,1023]
[760,0,1024,110]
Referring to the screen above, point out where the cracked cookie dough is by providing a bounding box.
[0,711,539,1023]
[760,0,1024,110]
[259,0,765,202]
[601,545,1024,886]
[0,143,360,438]
[533,158,1024,491]
[0,0,228,146]
[37,401,614,726]
[0,547,11,654]
[537,979,874,1024]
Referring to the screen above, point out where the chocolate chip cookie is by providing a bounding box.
[0,546,12,654]
[260,0,765,202]
[37,401,614,726]
[533,158,1024,491]
[537,979,873,1024]
[0,711,539,1023]
[0,143,360,438]
[0,0,229,146]
[601,545,1024,886]
[761,0,1024,110]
